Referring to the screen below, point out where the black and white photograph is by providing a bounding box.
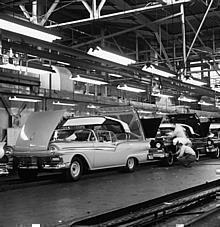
[1,0,220,226]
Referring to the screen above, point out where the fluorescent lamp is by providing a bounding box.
[175,105,190,108]
[70,74,107,85]
[178,96,197,103]
[142,64,176,78]
[56,61,70,66]
[0,14,61,42]
[53,101,76,106]
[182,77,206,86]
[198,101,213,106]
[137,110,152,114]
[109,73,122,78]
[152,93,173,98]
[0,63,53,75]
[117,84,145,93]
[87,104,99,109]
[88,46,136,66]
[9,96,41,102]
[156,112,167,115]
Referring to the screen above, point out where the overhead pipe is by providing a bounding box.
[19,5,31,19]
[40,0,60,26]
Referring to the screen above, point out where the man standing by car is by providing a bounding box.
[176,142,196,167]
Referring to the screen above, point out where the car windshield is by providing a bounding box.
[157,127,174,137]
[52,129,96,142]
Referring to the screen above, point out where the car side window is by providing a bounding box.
[116,133,127,140]
[88,131,96,141]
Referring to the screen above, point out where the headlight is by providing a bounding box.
[207,140,212,145]
[156,142,162,149]
[48,145,59,155]
[4,146,13,156]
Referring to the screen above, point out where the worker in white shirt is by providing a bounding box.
[176,142,196,167]
[172,124,192,147]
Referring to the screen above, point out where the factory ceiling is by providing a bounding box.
[0,0,220,105]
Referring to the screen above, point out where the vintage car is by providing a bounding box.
[149,113,217,166]
[206,121,220,158]
[9,110,152,181]
[0,142,9,175]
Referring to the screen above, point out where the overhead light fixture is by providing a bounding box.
[53,101,76,106]
[87,104,99,109]
[56,61,70,66]
[0,63,54,75]
[70,74,108,85]
[108,73,123,78]
[175,105,190,109]
[9,96,41,102]
[178,96,197,103]
[156,111,167,115]
[142,64,176,78]
[0,14,61,42]
[137,110,152,114]
[151,93,173,98]
[182,77,207,86]
[117,84,145,93]
[198,101,213,106]
[87,46,136,66]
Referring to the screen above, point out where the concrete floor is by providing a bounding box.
[1,159,220,227]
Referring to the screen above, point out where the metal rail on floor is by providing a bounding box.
[70,180,220,227]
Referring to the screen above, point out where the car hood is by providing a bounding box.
[167,113,210,136]
[15,110,65,152]
[140,118,162,138]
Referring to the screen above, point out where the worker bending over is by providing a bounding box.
[176,142,196,167]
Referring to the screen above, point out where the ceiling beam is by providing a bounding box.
[46,0,191,28]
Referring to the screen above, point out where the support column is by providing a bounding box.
[181,4,186,77]
[37,0,46,23]
[0,29,2,55]
[135,33,139,62]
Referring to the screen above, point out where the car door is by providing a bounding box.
[93,131,119,168]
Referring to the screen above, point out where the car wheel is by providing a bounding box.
[18,169,38,181]
[125,157,136,172]
[166,152,174,166]
[65,157,83,181]
[195,149,200,161]
[213,147,220,158]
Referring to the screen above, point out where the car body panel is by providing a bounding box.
[15,110,65,152]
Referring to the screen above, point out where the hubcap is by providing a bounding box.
[168,155,173,165]
[128,158,134,169]
[216,148,219,158]
[71,161,80,177]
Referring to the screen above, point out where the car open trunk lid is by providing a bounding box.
[140,118,162,138]
[14,110,65,153]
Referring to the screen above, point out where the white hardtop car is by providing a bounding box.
[12,110,151,181]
